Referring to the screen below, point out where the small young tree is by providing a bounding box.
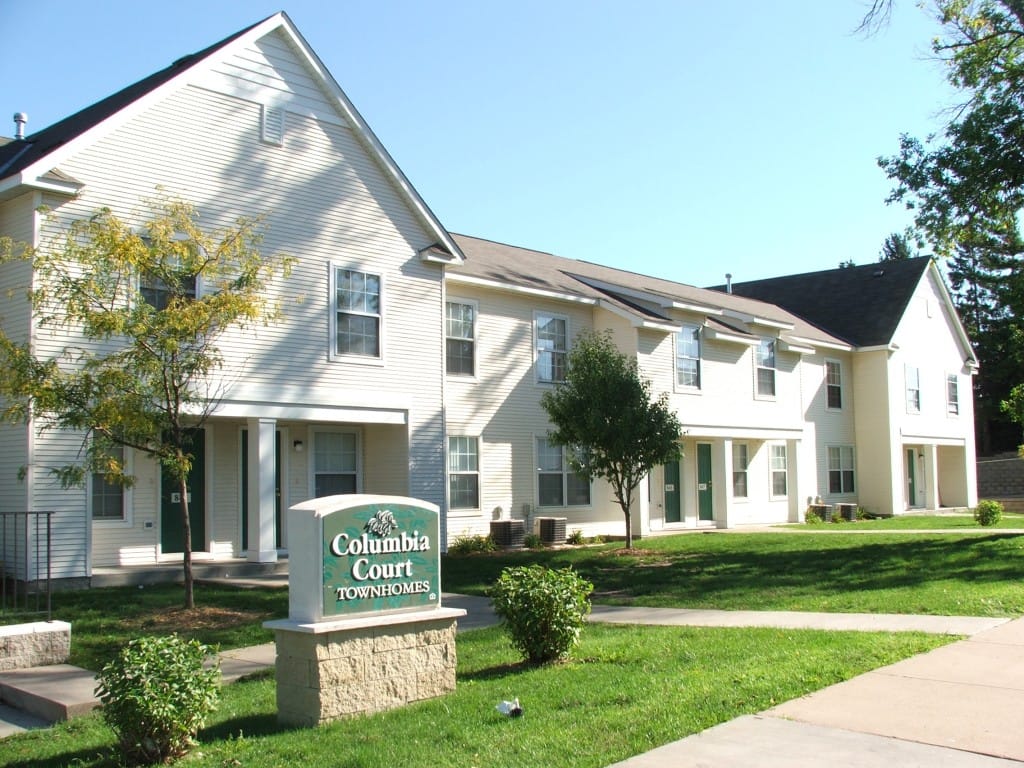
[0,197,291,608]
[541,329,682,549]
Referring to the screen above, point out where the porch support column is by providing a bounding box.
[717,439,733,529]
[787,438,801,523]
[923,444,939,510]
[247,417,278,563]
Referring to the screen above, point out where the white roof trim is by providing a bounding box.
[446,272,598,306]
[703,325,759,346]
[723,310,793,331]
[787,335,852,353]
[779,340,816,355]
[597,299,677,332]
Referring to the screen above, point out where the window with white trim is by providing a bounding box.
[140,248,198,310]
[537,438,590,506]
[446,301,476,376]
[536,313,568,383]
[334,268,381,357]
[826,360,843,409]
[732,443,748,498]
[905,365,921,413]
[448,436,480,509]
[675,324,702,389]
[947,374,960,415]
[313,431,358,496]
[756,338,776,397]
[770,443,787,497]
[91,445,126,521]
[828,445,856,494]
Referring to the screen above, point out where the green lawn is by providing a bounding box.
[442,530,1024,616]
[816,513,1024,530]
[0,624,948,768]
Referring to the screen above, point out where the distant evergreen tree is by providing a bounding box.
[879,232,915,261]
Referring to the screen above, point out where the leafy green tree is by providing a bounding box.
[540,329,681,549]
[0,198,291,608]
[1002,383,1024,454]
[879,231,916,261]
[874,0,1024,452]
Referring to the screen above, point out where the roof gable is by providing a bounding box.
[711,258,934,347]
[0,12,463,264]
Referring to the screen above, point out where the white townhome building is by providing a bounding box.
[0,14,978,585]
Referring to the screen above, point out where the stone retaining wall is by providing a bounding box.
[977,453,1024,499]
[0,621,71,671]
[273,612,459,727]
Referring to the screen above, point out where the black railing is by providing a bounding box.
[1,510,53,621]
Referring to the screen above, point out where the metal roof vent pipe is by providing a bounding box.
[13,112,27,140]
[725,273,733,294]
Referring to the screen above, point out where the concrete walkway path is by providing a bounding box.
[3,597,1023,767]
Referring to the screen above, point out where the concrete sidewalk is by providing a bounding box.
[3,598,1024,767]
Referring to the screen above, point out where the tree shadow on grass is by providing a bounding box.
[2,747,122,768]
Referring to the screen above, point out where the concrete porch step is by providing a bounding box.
[0,664,99,725]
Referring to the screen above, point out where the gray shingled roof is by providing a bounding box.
[0,16,269,182]
[709,258,933,347]
[450,234,848,347]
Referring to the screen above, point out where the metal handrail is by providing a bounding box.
[0,510,54,621]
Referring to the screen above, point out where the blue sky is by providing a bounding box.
[2,1,955,286]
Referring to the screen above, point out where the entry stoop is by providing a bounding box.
[0,665,99,724]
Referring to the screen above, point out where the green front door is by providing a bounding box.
[697,443,713,521]
[664,461,681,523]
[160,428,206,554]
[907,448,917,508]
[241,429,282,550]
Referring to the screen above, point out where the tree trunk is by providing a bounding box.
[179,474,194,609]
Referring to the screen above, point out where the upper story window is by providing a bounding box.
[334,268,381,358]
[138,236,199,310]
[448,436,480,509]
[675,324,702,389]
[947,374,960,415]
[756,338,777,397]
[537,438,590,506]
[446,301,476,376]
[732,443,748,498]
[905,365,921,413]
[313,431,358,496]
[770,443,788,497]
[536,313,568,383]
[826,360,843,409]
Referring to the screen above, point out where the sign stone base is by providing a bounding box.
[266,607,465,727]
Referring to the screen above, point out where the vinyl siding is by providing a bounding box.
[18,26,446,572]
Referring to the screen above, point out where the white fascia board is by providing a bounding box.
[682,424,805,440]
[722,309,793,331]
[446,272,598,306]
[669,300,724,316]
[927,260,979,367]
[703,326,759,346]
[787,335,852,353]
[779,340,816,355]
[597,299,676,332]
[0,172,81,200]
[857,344,899,354]
[276,18,465,266]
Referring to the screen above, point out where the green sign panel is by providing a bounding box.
[322,501,440,617]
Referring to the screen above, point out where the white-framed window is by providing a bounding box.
[313,430,359,496]
[333,267,382,358]
[91,445,130,524]
[947,374,960,415]
[448,436,480,510]
[828,445,856,494]
[536,437,591,507]
[140,250,198,310]
[446,301,476,376]
[905,365,921,413]
[732,442,748,498]
[535,313,568,383]
[825,360,843,409]
[675,324,702,389]
[769,443,787,497]
[756,338,776,397]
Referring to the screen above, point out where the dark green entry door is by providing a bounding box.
[906,448,917,508]
[160,428,206,554]
[664,461,681,523]
[697,443,714,521]
[241,429,282,550]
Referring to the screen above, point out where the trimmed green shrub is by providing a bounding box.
[523,532,545,549]
[974,499,1004,527]
[95,634,220,765]
[447,533,496,556]
[491,565,593,664]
